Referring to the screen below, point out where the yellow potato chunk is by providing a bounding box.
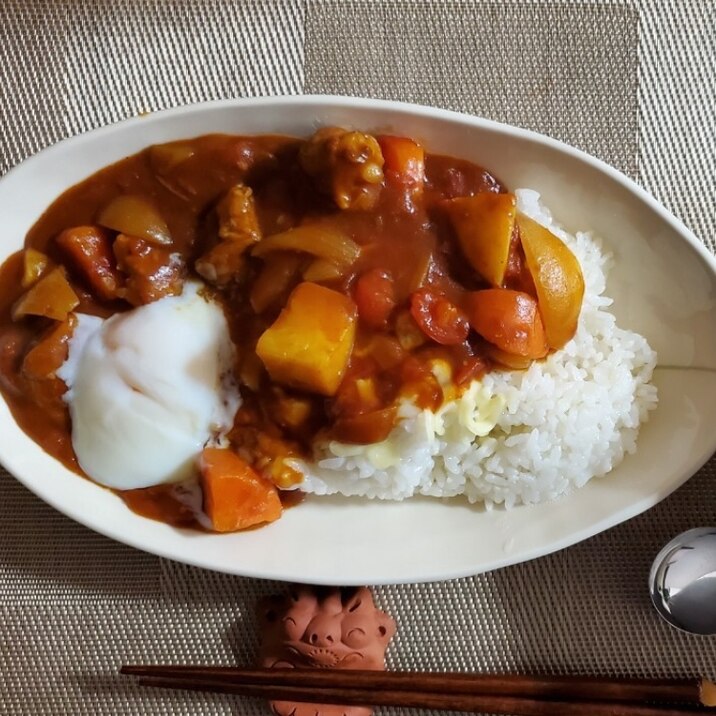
[256,282,357,396]
[22,248,51,288]
[443,192,516,286]
[517,213,585,349]
[12,267,79,321]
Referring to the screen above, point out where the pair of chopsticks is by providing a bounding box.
[120,666,716,715]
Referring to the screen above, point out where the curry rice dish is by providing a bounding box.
[0,127,657,532]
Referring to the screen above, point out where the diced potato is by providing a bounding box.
[272,391,314,432]
[98,195,172,246]
[23,314,77,379]
[113,234,184,306]
[517,214,585,349]
[56,225,122,301]
[199,447,282,532]
[256,282,357,396]
[22,248,51,288]
[12,267,79,321]
[443,193,516,286]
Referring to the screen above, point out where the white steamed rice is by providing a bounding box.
[290,189,658,508]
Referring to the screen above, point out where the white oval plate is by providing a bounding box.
[1,97,715,585]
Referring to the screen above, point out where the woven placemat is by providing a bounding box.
[0,1,714,713]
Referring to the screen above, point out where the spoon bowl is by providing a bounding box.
[649,528,716,636]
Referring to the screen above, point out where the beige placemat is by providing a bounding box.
[1,1,714,713]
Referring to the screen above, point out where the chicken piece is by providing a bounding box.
[299,127,385,211]
[113,234,184,306]
[22,314,77,380]
[21,315,77,427]
[56,225,123,301]
[195,184,261,287]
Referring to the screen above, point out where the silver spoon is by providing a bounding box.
[649,527,716,635]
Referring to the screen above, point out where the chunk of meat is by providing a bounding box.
[22,314,77,380]
[217,184,262,246]
[299,127,384,211]
[12,267,79,321]
[195,184,261,287]
[56,225,122,301]
[20,316,77,427]
[113,234,184,306]
[199,447,282,532]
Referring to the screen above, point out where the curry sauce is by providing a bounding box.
[0,128,584,532]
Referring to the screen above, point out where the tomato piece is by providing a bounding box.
[410,289,469,346]
[354,269,396,329]
[454,355,489,386]
[466,289,548,359]
[377,135,425,189]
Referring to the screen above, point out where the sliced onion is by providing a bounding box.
[252,224,360,267]
[149,142,196,174]
[98,195,172,246]
[302,258,346,282]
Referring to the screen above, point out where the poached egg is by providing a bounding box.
[58,283,240,490]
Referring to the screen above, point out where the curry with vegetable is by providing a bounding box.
[0,127,584,532]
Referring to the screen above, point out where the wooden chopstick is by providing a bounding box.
[129,676,710,716]
[121,666,716,713]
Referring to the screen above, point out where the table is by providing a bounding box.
[1,1,714,713]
